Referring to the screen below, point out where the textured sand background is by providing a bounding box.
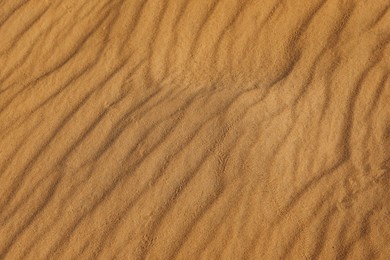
[0,0,389,259]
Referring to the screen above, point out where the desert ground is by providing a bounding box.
[0,0,389,259]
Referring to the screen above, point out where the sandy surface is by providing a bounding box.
[0,0,389,259]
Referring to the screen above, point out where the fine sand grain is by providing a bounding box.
[0,0,389,259]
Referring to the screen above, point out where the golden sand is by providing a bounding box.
[0,0,389,259]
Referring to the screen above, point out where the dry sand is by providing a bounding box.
[0,0,389,259]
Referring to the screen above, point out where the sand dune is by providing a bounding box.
[0,0,389,259]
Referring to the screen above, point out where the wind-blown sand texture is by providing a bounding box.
[0,0,390,259]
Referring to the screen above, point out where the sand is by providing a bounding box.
[0,0,389,259]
